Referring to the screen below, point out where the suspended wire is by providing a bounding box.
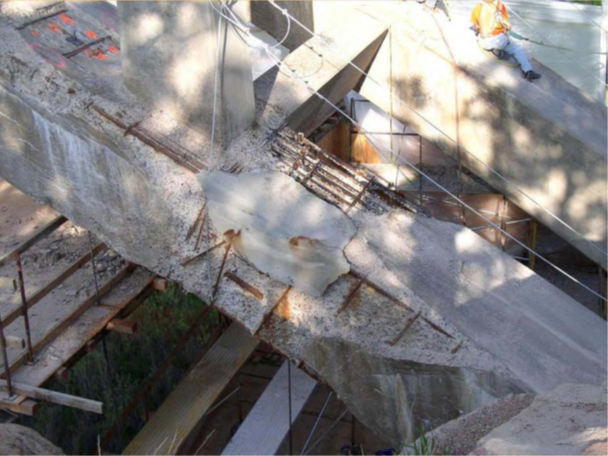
[204,0,226,299]
[301,391,333,455]
[303,408,349,455]
[264,0,607,259]
[260,47,607,302]
[216,3,605,300]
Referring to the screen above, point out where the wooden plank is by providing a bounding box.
[0,379,102,414]
[123,324,258,455]
[1,264,130,376]
[0,277,16,292]
[0,216,67,268]
[222,361,317,456]
[151,278,169,291]
[5,336,25,350]
[12,269,155,388]
[0,398,37,416]
[1,243,107,328]
[107,319,138,335]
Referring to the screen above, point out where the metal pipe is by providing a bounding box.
[14,252,33,362]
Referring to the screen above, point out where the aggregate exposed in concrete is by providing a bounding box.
[424,383,608,455]
[0,1,606,447]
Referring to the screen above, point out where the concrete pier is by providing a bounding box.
[118,1,255,150]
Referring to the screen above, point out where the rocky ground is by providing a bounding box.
[0,424,63,455]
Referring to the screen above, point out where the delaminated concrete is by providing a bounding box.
[354,2,607,268]
[0,1,606,448]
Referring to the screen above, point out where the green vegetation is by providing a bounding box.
[402,426,449,456]
[17,285,220,455]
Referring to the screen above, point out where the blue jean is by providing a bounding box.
[480,33,533,73]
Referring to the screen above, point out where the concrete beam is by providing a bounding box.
[357,3,607,268]
[255,16,388,137]
[118,1,255,151]
[0,3,605,447]
[250,1,314,51]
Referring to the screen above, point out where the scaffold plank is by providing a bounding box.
[0,216,67,268]
[123,324,258,455]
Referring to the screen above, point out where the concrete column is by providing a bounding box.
[118,1,255,150]
[250,1,314,50]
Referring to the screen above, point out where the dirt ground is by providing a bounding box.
[0,178,133,378]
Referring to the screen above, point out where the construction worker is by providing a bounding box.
[470,0,541,81]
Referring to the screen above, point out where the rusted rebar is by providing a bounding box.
[63,36,110,58]
[14,253,34,362]
[213,244,232,300]
[225,272,264,301]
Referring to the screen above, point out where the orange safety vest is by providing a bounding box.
[471,1,510,38]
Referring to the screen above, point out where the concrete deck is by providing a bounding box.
[356,2,607,268]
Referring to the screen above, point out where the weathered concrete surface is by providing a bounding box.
[421,383,608,455]
[118,2,255,150]
[254,15,387,138]
[0,2,606,448]
[346,210,607,393]
[355,2,607,268]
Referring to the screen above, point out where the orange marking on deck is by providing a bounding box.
[108,45,119,54]
[59,13,75,25]
[30,30,40,38]
[85,30,98,39]
[48,22,61,33]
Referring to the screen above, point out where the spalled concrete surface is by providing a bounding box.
[470,383,607,455]
[356,2,607,268]
[423,383,607,455]
[0,1,606,447]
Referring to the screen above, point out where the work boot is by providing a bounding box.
[491,49,507,60]
[524,70,541,81]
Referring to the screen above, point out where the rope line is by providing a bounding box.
[263,0,607,259]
